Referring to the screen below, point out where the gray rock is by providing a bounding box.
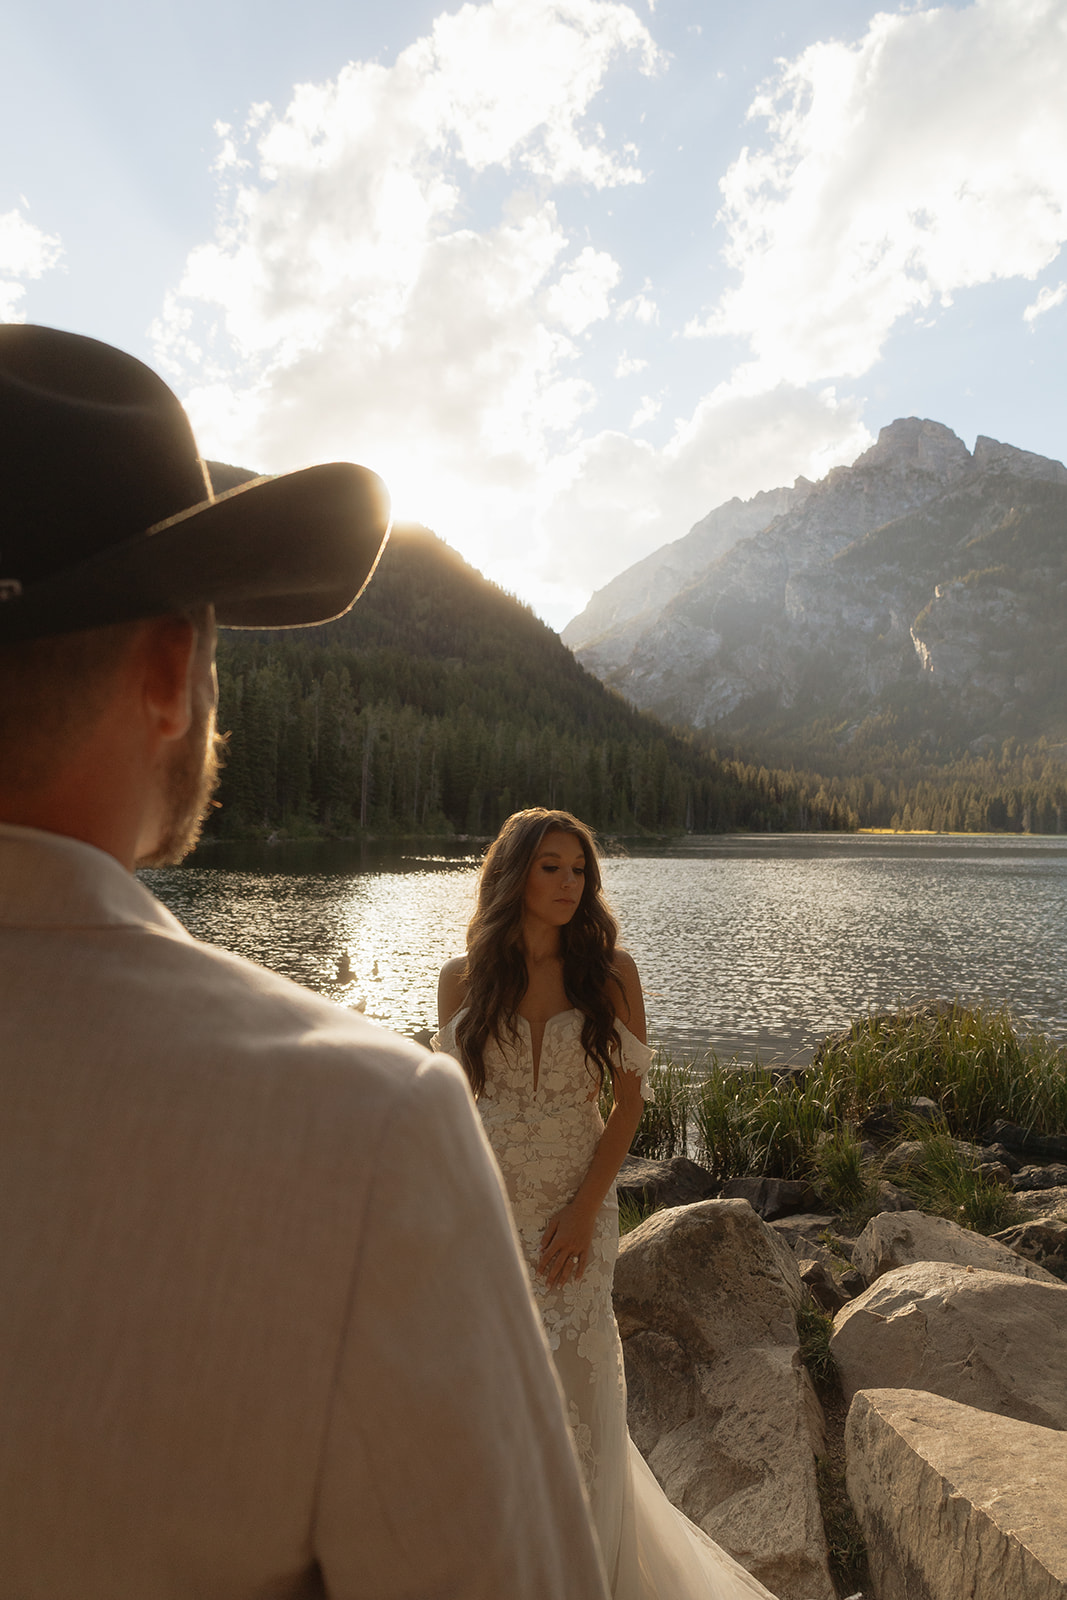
[1013,1162,1067,1191]
[980,1141,1022,1174]
[974,1159,1013,1187]
[720,1177,820,1221]
[846,1388,1067,1600]
[788,1237,848,1274]
[614,1199,835,1600]
[567,419,1067,746]
[877,1140,928,1176]
[871,1179,916,1213]
[831,1261,1067,1429]
[983,1120,1067,1161]
[972,433,1067,482]
[767,1213,840,1245]
[851,1209,1060,1286]
[797,1258,849,1314]
[562,482,807,653]
[1016,1184,1067,1222]
[879,1137,982,1177]
[992,1217,1067,1278]
[616,1154,717,1210]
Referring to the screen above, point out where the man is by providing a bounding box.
[0,325,609,1598]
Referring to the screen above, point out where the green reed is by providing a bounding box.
[811,1001,1067,1141]
[603,1047,697,1160]
[630,1002,1066,1193]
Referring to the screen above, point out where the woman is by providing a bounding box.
[436,809,776,1600]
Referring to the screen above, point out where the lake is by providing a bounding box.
[142,833,1067,1064]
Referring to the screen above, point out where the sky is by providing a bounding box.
[4,0,1066,628]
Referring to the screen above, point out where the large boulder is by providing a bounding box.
[830,1261,1067,1430]
[616,1154,717,1210]
[852,1208,1060,1285]
[720,1176,820,1221]
[614,1198,835,1600]
[846,1388,1067,1600]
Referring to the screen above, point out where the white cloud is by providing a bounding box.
[153,0,659,551]
[0,208,62,321]
[629,392,661,428]
[543,246,621,333]
[691,0,1067,385]
[614,351,648,377]
[617,290,658,324]
[1024,280,1067,323]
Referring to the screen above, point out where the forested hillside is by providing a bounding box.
[208,520,849,838]
[722,736,1067,834]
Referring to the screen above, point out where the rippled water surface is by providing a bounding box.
[143,834,1067,1062]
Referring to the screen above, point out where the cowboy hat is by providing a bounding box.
[0,324,391,643]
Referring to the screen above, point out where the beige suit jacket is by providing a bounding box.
[0,824,609,1599]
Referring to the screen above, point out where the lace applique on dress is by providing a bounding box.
[567,1399,596,1484]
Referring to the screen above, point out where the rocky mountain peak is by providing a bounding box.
[851,418,972,480]
[972,436,1067,484]
[566,413,1067,747]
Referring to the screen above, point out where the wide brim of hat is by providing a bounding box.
[0,462,391,643]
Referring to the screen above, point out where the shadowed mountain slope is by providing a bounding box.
[203,486,846,836]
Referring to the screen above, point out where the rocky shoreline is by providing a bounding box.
[614,1144,1067,1599]
[613,1008,1067,1600]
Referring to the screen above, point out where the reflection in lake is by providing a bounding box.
[143,833,1067,1063]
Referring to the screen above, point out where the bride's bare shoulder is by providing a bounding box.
[610,948,646,1039]
[437,955,468,1027]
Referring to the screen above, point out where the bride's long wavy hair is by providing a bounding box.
[455,809,621,1097]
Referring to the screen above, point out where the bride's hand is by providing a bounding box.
[539,1202,596,1287]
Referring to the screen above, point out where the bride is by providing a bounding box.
[436,808,777,1599]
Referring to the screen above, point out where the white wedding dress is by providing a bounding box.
[434,1009,777,1599]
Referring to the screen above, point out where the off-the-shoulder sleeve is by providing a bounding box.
[431,1012,462,1057]
[616,1021,656,1103]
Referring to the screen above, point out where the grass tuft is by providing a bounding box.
[896,1126,1027,1235]
[816,1453,869,1596]
[617,1192,658,1236]
[796,1305,836,1392]
[815,1130,873,1212]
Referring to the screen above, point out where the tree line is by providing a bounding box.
[206,525,852,839]
[211,652,857,838]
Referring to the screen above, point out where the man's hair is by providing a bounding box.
[0,606,210,794]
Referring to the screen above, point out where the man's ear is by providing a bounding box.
[137,615,199,744]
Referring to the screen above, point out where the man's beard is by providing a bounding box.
[136,702,227,868]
